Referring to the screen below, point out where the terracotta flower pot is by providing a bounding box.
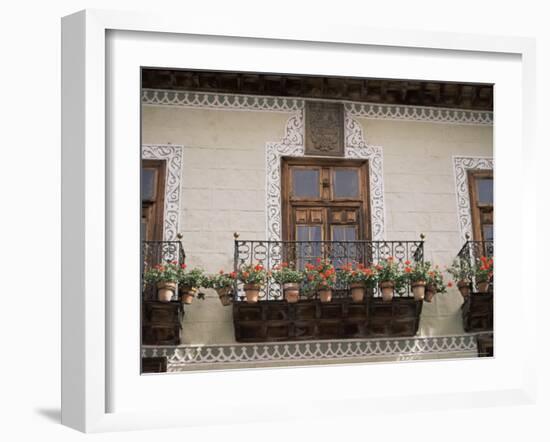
[243,283,261,303]
[216,287,232,306]
[477,280,490,293]
[179,286,196,305]
[156,281,177,302]
[283,283,300,303]
[424,284,437,303]
[457,280,471,299]
[379,281,394,302]
[350,283,365,303]
[318,288,333,303]
[411,280,427,301]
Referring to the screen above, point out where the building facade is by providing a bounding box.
[140,74,493,371]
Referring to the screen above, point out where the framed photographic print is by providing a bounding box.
[61,9,537,433]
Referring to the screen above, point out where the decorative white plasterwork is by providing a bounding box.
[344,117,386,240]
[265,111,306,242]
[345,102,493,126]
[142,88,304,113]
[143,88,493,126]
[453,156,494,243]
[142,334,482,371]
[265,110,386,242]
[141,144,183,241]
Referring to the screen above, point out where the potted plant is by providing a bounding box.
[177,265,206,304]
[271,262,304,303]
[305,259,337,303]
[237,264,267,303]
[404,260,431,301]
[447,258,473,299]
[424,265,451,302]
[143,261,180,302]
[375,256,402,302]
[338,262,377,303]
[206,270,237,306]
[474,256,493,292]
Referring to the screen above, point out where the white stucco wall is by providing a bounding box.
[142,103,493,344]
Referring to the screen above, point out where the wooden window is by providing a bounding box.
[468,170,493,243]
[282,158,370,266]
[141,159,166,241]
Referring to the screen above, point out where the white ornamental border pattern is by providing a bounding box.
[141,144,183,241]
[142,88,303,113]
[141,334,481,371]
[143,89,493,125]
[265,110,386,242]
[453,156,494,243]
[345,102,493,125]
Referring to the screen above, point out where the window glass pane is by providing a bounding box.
[483,224,493,242]
[476,178,493,204]
[296,225,322,268]
[334,169,359,198]
[297,225,322,241]
[332,226,356,241]
[331,226,357,268]
[141,220,147,241]
[292,169,319,197]
[141,169,157,200]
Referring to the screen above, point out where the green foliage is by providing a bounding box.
[237,263,267,285]
[337,262,378,287]
[271,262,304,285]
[474,256,493,282]
[205,271,237,289]
[177,266,206,288]
[404,260,432,283]
[446,258,474,283]
[304,259,337,289]
[143,261,180,284]
[425,264,450,294]
[375,257,402,283]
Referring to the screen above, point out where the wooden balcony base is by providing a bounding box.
[462,293,493,333]
[141,356,168,373]
[142,300,184,345]
[233,297,423,342]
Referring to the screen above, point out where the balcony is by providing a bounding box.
[232,235,425,342]
[233,235,425,300]
[457,239,494,334]
[141,239,186,346]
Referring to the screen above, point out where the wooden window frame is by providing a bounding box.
[468,170,493,242]
[281,157,371,242]
[141,159,166,241]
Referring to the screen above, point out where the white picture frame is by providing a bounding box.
[61,9,537,433]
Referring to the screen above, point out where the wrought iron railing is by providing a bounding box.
[457,237,493,293]
[142,236,186,271]
[141,235,186,300]
[233,233,424,301]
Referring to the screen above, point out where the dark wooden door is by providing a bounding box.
[281,157,370,266]
[468,170,493,244]
[141,159,166,241]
